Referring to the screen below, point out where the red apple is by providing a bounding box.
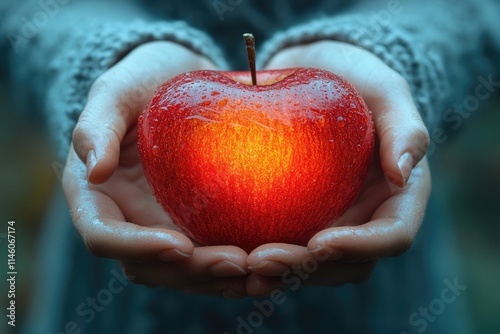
[138,68,374,252]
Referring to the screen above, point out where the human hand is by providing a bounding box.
[246,41,431,296]
[63,41,248,298]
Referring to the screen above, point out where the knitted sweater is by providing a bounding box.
[1,1,499,333]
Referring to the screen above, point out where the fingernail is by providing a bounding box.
[248,261,290,276]
[397,152,414,187]
[210,260,248,277]
[222,288,246,300]
[158,249,191,262]
[309,245,343,261]
[86,150,97,181]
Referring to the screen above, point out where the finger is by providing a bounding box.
[247,243,338,276]
[63,147,194,262]
[122,246,248,287]
[248,244,311,274]
[308,158,431,262]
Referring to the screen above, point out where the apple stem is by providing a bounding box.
[243,33,257,86]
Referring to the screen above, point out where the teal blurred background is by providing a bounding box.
[0,80,499,333]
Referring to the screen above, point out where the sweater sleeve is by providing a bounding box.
[257,0,500,129]
[0,0,228,156]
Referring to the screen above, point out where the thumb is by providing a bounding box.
[373,82,430,187]
[72,79,135,184]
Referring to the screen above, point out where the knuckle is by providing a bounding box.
[89,75,111,95]
[412,125,431,156]
[378,122,397,145]
[388,71,410,92]
[71,123,84,144]
[71,123,92,162]
[377,71,412,102]
[104,123,122,147]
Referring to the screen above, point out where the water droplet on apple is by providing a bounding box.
[201,95,207,99]
[337,116,345,128]
[200,101,211,106]
[256,104,262,108]
[152,145,160,156]
[211,91,220,96]
[348,93,353,99]
[217,99,228,107]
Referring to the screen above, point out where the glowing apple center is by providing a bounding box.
[189,107,294,200]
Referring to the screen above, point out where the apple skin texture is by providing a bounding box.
[138,68,374,252]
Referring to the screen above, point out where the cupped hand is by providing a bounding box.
[63,41,248,298]
[246,41,431,296]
